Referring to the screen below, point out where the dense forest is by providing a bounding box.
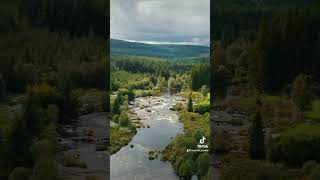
[212,1,320,179]
[110,39,210,58]
[0,0,108,179]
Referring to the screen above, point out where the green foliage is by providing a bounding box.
[192,129,203,142]
[127,86,135,101]
[119,111,129,127]
[63,152,86,168]
[156,76,168,93]
[6,116,32,171]
[302,161,319,175]
[178,158,193,178]
[248,110,265,159]
[8,167,30,180]
[148,150,158,160]
[162,111,210,178]
[187,96,193,112]
[194,96,210,114]
[305,100,320,121]
[25,83,62,108]
[19,0,107,36]
[0,1,109,179]
[190,64,210,90]
[74,89,107,114]
[111,39,209,58]
[213,65,232,87]
[112,114,119,124]
[309,165,320,180]
[215,130,232,153]
[196,153,210,177]
[30,139,55,161]
[267,124,320,166]
[201,85,209,97]
[249,9,320,92]
[110,126,135,154]
[111,70,151,91]
[220,155,301,180]
[0,74,6,100]
[112,93,122,115]
[96,142,108,151]
[292,74,312,110]
[1,29,107,91]
[23,83,61,134]
[29,158,58,180]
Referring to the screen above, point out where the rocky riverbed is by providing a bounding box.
[111,95,184,180]
[57,112,109,180]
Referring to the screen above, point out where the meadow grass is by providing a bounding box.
[305,100,320,121]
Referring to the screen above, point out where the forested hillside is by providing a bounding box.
[111,39,209,58]
[0,0,108,179]
[212,1,320,179]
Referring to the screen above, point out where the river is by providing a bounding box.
[212,86,249,179]
[110,95,184,180]
[58,112,109,180]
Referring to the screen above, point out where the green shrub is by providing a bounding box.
[29,158,59,180]
[220,155,300,180]
[46,105,60,123]
[197,153,210,177]
[25,83,62,108]
[0,74,6,100]
[194,103,210,114]
[292,74,312,110]
[96,143,108,151]
[194,96,210,114]
[302,161,319,175]
[30,139,55,161]
[63,152,87,168]
[8,167,30,180]
[119,112,129,127]
[248,111,265,159]
[187,96,193,112]
[267,124,320,166]
[178,158,193,178]
[201,85,209,97]
[309,166,320,180]
[148,150,158,160]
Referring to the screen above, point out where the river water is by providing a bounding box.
[110,95,183,180]
[57,112,109,180]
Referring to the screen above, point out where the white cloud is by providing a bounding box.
[111,0,210,46]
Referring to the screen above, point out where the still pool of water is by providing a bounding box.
[110,96,183,180]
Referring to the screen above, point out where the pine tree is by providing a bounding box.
[0,74,6,101]
[187,96,193,112]
[292,74,312,111]
[248,110,265,159]
[113,93,122,115]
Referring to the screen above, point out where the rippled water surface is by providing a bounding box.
[110,96,183,180]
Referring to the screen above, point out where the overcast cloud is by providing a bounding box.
[111,0,210,46]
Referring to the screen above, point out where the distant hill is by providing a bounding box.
[110,39,209,58]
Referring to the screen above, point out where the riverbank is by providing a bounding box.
[111,95,183,180]
[161,111,211,180]
[57,112,109,180]
[213,85,320,179]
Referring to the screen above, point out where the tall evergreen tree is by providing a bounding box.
[187,96,193,112]
[248,110,265,159]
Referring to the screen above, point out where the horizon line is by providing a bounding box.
[111,38,210,47]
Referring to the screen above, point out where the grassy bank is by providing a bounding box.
[162,92,211,180]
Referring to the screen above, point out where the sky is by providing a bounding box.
[111,0,210,46]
